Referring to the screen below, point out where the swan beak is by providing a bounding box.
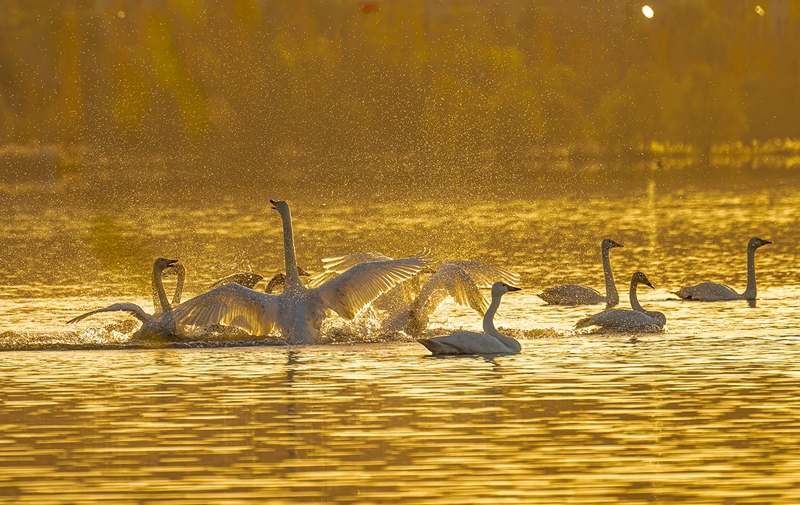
[166,259,179,267]
[646,281,655,289]
[761,239,772,245]
[610,240,623,248]
[270,199,278,210]
[507,285,521,292]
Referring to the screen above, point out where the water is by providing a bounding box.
[1,161,800,502]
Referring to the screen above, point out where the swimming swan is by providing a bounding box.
[674,237,772,301]
[418,282,521,355]
[210,267,310,294]
[383,261,520,335]
[68,258,182,340]
[537,238,623,307]
[575,271,664,332]
[172,200,432,343]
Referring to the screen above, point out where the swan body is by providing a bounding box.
[173,200,432,343]
[418,282,521,355]
[537,238,623,307]
[383,261,519,335]
[674,237,772,301]
[576,271,664,332]
[68,258,182,341]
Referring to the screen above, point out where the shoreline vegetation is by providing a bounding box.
[1,0,799,177]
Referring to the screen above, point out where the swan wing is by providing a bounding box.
[419,332,515,354]
[674,282,739,301]
[67,303,150,325]
[307,252,393,288]
[209,273,265,290]
[172,283,278,336]
[443,261,520,287]
[537,284,605,305]
[311,253,431,319]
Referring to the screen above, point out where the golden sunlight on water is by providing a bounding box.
[1,165,800,501]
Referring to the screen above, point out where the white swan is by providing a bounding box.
[418,282,521,355]
[172,200,432,343]
[674,237,772,301]
[68,258,182,340]
[383,261,520,335]
[575,271,664,332]
[537,238,623,307]
[210,267,310,294]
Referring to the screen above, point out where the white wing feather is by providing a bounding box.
[172,283,279,336]
[67,303,151,325]
[312,254,431,319]
[307,252,392,288]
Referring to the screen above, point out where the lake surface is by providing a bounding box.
[1,160,800,502]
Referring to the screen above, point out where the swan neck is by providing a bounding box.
[742,246,758,299]
[482,293,520,352]
[152,266,171,313]
[602,247,618,306]
[279,207,302,289]
[629,279,644,312]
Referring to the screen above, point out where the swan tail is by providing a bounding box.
[574,316,593,329]
[418,339,440,353]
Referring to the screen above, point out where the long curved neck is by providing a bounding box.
[741,246,758,299]
[279,207,302,290]
[629,279,644,312]
[601,247,618,307]
[482,293,520,352]
[152,266,171,313]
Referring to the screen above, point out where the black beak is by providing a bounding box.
[166,259,179,266]
[610,240,624,248]
[645,281,655,289]
[270,199,277,210]
[507,285,521,292]
[761,239,772,245]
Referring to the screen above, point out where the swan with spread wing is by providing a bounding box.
[68,258,183,340]
[173,200,432,343]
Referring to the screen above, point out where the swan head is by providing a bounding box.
[632,271,655,289]
[153,258,179,273]
[601,238,623,250]
[491,282,521,297]
[270,199,290,216]
[749,237,772,249]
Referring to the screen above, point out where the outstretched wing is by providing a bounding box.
[311,253,431,319]
[172,284,279,336]
[67,303,150,325]
[307,252,393,288]
[445,261,520,287]
[209,273,265,290]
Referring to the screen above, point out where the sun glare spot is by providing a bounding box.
[642,5,654,18]
[755,5,765,16]
[117,10,125,18]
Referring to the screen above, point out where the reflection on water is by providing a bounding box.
[1,163,800,501]
[3,340,800,503]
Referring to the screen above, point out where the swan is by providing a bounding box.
[210,267,310,294]
[382,261,520,335]
[172,200,432,343]
[536,238,623,307]
[68,258,182,340]
[674,237,772,301]
[575,271,664,332]
[418,282,521,355]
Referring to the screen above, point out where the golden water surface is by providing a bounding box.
[1,162,800,503]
